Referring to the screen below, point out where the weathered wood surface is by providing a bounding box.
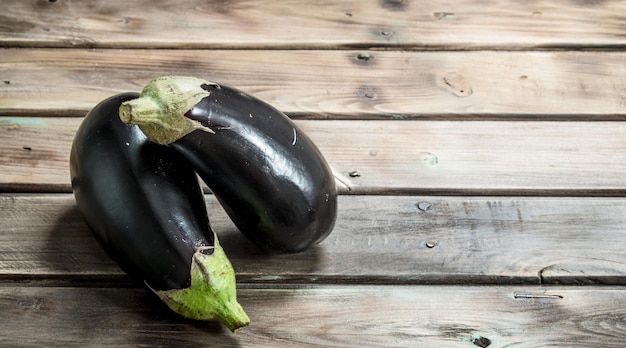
[2,285,625,347]
[2,0,625,49]
[2,117,625,194]
[1,49,625,118]
[2,0,626,346]
[2,194,626,285]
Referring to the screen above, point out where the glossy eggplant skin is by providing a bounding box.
[175,83,338,253]
[70,93,213,291]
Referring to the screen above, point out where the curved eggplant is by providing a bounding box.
[119,76,337,253]
[70,93,249,331]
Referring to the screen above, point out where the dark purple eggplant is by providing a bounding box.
[119,76,337,253]
[70,93,249,331]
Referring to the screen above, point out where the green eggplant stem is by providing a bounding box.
[119,76,215,145]
[148,239,250,332]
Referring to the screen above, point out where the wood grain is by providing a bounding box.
[1,0,625,49]
[1,49,625,118]
[2,194,625,285]
[2,1,626,346]
[1,285,625,347]
[2,117,625,194]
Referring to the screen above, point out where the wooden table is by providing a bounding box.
[1,1,625,346]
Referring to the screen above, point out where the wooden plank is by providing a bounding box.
[0,117,75,192]
[1,49,625,118]
[2,194,625,285]
[1,284,624,347]
[2,117,625,194]
[1,0,625,49]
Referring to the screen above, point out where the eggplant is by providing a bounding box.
[70,93,249,331]
[119,76,338,253]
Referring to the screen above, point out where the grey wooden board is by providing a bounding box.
[2,118,626,195]
[2,0,625,49]
[2,194,625,285]
[1,50,625,118]
[1,285,625,347]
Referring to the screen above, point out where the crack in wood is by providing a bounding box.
[514,292,563,299]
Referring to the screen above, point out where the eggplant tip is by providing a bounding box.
[147,241,249,332]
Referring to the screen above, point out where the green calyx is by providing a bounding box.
[119,76,216,145]
[148,240,250,332]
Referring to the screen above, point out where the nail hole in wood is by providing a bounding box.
[356,53,372,62]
